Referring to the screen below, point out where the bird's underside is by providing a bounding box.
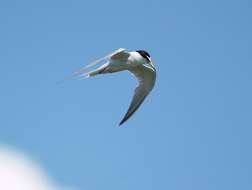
[70,48,156,125]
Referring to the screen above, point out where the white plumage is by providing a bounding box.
[71,48,156,125]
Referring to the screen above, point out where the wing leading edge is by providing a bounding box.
[119,64,156,125]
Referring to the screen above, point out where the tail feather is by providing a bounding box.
[78,66,107,80]
[62,63,108,83]
[88,69,102,77]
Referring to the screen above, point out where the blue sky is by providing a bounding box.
[0,0,251,189]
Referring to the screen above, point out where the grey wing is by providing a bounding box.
[110,48,130,62]
[66,48,128,80]
[119,64,156,126]
[82,48,127,70]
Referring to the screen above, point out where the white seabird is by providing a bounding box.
[71,48,156,126]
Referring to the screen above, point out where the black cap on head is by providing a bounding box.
[136,50,151,62]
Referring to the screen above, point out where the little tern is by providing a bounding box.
[71,48,156,126]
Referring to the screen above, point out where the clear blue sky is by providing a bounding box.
[0,0,251,189]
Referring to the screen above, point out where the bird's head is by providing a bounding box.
[136,50,155,69]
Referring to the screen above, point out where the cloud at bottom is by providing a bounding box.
[0,145,75,190]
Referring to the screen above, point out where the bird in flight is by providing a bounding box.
[70,48,156,126]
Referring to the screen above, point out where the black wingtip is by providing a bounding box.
[118,120,125,126]
[119,117,128,126]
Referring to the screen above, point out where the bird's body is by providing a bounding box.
[88,50,149,76]
[72,48,156,125]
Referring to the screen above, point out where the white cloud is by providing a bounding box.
[0,145,75,190]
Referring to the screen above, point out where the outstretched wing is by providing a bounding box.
[119,64,156,126]
[66,48,127,80]
[110,48,129,61]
